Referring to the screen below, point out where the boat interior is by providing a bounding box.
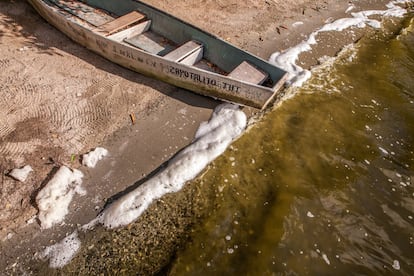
[44,0,286,88]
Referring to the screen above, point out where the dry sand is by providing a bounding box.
[0,0,403,273]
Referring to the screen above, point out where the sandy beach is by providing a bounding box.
[1,0,410,273]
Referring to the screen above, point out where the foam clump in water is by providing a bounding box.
[39,231,81,268]
[392,260,400,270]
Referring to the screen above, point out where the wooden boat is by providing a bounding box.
[27,0,288,109]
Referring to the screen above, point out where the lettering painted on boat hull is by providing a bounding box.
[164,65,241,93]
[111,44,242,93]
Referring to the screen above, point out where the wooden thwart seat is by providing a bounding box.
[94,11,146,36]
[164,41,202,61]
[163,40,203,65]
[108,20,151,42]
[228,61,268,85]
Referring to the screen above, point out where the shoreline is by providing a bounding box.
[1,0,411,274]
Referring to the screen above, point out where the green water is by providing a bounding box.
[169,17,414,275]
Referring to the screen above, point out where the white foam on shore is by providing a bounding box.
[98,103,246,228]
[269,0,408,87]
[82,147,108,168]
[346,4,355,13]
[36,166,85,229]
[39,104,246,268]
[292,21,304,27]
[40,231,81,268]
[9,165,33,182]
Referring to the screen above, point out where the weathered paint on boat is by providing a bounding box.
[27,0,288,109]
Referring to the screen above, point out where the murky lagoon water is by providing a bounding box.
[168,17,414,275]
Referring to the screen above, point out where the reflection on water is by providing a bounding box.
[169,17,414,275]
